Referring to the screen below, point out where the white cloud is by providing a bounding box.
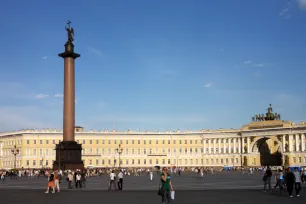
[35,94,49,99]
[244,61,252,64]
[42,56,48,60]
[253,64,264,67]
[88,47,103,57]
[279,1,292,19]
[54,93,63,98]
[204,83,213,88]
[298,0,306,10]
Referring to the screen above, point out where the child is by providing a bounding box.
[45,173,55,193]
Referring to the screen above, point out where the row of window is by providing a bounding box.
[3,147,243,157]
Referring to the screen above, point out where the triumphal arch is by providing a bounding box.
[241,104,306,167]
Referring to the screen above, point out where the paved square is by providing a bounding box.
[0,172,305,204]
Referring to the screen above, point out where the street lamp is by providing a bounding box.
[11,145,19,169]
[116,144,123,168]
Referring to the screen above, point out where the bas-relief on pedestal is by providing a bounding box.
[53,21,84,170]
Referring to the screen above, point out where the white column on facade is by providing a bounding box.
[242,138,245,153]
[289,134,293,152]
[302,134,305,152]
[295,134,299,152]
[238,139,241,153]
[208,139,211,154]
[203,139,206,154]
[213,139,216,154]
[228,139,231,154]
[247,137,250,153]
[218,139,221,154]
[223,139,226,154]
[233,138,236,153]
[282,135,286,152]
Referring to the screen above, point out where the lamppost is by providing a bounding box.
[116,144,123,168]
[11,145,19,169]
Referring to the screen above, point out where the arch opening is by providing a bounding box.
[256,138,282,166]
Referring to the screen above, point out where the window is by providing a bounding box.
[108,140,111,145]
[299,157,302,163]
[216,148,218,153]
[132,159,135,164]
[126,149,128,155]
[206,159,209,164]
[216,159,218,164]
[221,159,223,164]
[33,149,37,156]
[179,148,182,154]
[126,140,128,144]
[40,160,43,166]
[236,158,239,164]
[138,159,140,164]
[138,140,140,144]
[33,160,36,166]
[149,140,151,144]
[156,159,158,164]
[34,140,36,144]
[96,159,99,165]
[108,159,111,165]
[163,148,165,154]
[83,140,85,144]
[90,148,92,154]
[108,148,111,154]
[149,149,152,154]
[46,140,49,145]
[96,148,99,154]
[144,140,146,145]
[195,148,198,154]
[185,159,188,165]
[221,148,224,153]
[53,140,55,144]
[211,159,214,164]
[150,159,152,165]
[46,160,49,166]
[162,140,165,144]
[195,140,198,144]
[114,140,117,144]
[96,140,99,144]
[89,160,92,165]
[156,140,158,144]
[226,158,228,163]
[168,159,171,164]
[40,140,42,144]
[102,159,105,165]
[190,148,193,154]
[26,160,29,166]
[231,158,234,164]
[26,148,30,156]
[120,140,122,144]
[201,148,203,154]
[138,149,140,154]
[190,159,193,165]
[168,149,170,154]
[132,149,134,154]
[211,148,213,153]
[190,140,192,144]
[39,149,42,156]
[144,149,147,154]
[162,159,165,164]
[185,148,187,154]
[173,140,176,144]
[46,149,49,156]
[102,140,105,144]
[27,140,30,145]
[168,140,170,144]
[185,140,187,144]
[179,140,182,144]
[132,140,134,144]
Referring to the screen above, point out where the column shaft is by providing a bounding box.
[63,57,75,141]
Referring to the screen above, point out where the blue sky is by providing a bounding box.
[0,0,306,132]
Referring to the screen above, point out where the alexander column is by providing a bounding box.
[53,21,84,170]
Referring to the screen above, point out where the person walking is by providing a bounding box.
[263,166,272,192]
[150,169,153,181]
[75,172,82,188]
[67,171,73,189]
[293,168,302,197]
[285,168,295,198]
[160,167,174,204]
[45,173,55,194]
[108,170,117,191]
[54,171,60,193]
[117,170,124,191]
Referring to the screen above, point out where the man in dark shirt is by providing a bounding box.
[263,166,272,192]
[285,168,295,198]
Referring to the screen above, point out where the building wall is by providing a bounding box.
[0,122,306,169]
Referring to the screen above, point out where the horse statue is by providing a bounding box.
[252,116,255,122]
[261,113,265,121]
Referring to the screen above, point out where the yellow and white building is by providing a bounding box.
[0,114,306,169]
